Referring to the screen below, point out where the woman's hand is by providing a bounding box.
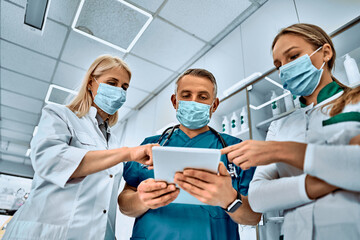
[221,140,307,170]
[128,144,159,169]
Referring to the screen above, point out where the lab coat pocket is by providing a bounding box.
[283,203,314,240]
[325,127,360,145]
[72,130,97,149]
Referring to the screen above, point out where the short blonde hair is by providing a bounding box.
[67,55,131,126]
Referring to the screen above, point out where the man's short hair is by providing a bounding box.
[174,68,217,98]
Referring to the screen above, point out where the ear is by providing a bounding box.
[322,43,333,65]
[171,94,177,110]
[88,79,93,89]
[211,98,220,113]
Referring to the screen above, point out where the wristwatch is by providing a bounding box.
[223,191,242,213]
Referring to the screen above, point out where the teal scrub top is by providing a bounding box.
[124,128,256,240]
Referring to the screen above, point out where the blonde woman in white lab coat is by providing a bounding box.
[222,23,360,240]
[3,55,156,240]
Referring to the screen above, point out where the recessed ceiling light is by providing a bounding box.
[72,0,153,53]
[45,84,78,105]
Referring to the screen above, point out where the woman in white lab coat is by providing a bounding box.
[3,55,156,240]
[222,23,360,239]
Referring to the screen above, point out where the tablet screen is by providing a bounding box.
[152,146,221,205]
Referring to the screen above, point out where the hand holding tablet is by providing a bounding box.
[152,146,221,205]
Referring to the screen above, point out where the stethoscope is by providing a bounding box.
[157,124,238,178]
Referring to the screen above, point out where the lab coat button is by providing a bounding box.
[109,174,113,178]
[103,210,107,214]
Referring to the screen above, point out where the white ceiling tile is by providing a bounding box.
[53,62,86,90]
[48,0,81,26]
[1,119,35,135]
[1,105,39,127]
[1,105,40,125]
[61,31,125,70]
[123,88,151,108]
[0,154,27,164]
[126,0,164,13]
[1,1,68,58]
[1,40,57,81]
[125,54,174,93]
[4,141,29,156]
[159,0,251,41]
[5,0,26,7]
[1,129,32,143]
[131,18,206,71]
[1,90,43,114]
[1,68,49,100]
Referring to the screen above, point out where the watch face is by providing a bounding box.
[227,199,242,213]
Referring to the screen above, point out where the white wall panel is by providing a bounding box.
[153,82,178,132]
[241,0,298,76]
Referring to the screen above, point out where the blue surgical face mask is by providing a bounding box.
[93,79,127,115]
[279,46,325,96]
[176,100,212,130]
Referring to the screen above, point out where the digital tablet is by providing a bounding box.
[152,146,221,205]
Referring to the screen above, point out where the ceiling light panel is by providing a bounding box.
[45,84,78,105]
[72,0,153,52]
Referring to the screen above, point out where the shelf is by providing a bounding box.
[231,128,249,138]
[256,108,297,131]
[265,216,284,224]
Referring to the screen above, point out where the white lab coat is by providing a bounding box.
[249,86,360,240]
[3,104,123,240]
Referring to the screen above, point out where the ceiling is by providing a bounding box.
[0,0,265,165]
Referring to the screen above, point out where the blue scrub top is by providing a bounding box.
[124,128,256,240]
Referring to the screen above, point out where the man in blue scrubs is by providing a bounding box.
[118,69,261,240]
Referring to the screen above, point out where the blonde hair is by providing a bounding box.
[272,23,360,116]
[67,55,131,126]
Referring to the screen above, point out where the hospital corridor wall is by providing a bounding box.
[116,0,360,239]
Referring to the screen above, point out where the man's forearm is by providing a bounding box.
[118,186,149,218]
[227,196,261,225]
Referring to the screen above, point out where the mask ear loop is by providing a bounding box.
[310,46,323,57]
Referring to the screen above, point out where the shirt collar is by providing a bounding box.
[89,106,98,120]
[299,81,343,108]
